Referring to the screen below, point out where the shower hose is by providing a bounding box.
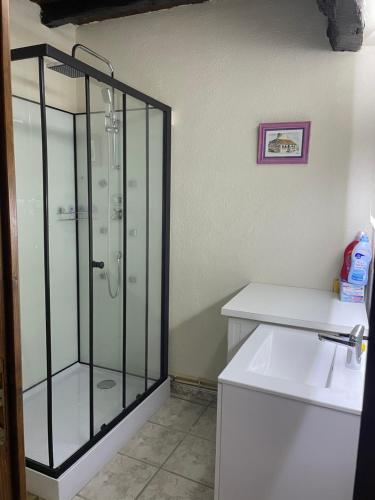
[105,109,121,299]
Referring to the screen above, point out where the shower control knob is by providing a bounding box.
[92,260,105,269]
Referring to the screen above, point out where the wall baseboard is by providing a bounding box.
[171,376,217,406]
[170,374,217,390]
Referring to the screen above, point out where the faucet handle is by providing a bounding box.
[349,325,365,344]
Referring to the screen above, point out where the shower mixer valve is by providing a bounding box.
[112,208,123,220]
[92,260,105,269]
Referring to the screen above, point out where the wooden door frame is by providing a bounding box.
[0,0,26,498]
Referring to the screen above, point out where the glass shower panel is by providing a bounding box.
[76,111,90,367]
[44,62,89,467]
[125,96,148,402]
[13,93,49,466]
[89,78,124,432]
[44,108,77,377]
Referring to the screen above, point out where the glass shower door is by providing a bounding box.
[88,79,124,434]
[124,96,148,403]
[79,77,167,438]
[125,97,164,396]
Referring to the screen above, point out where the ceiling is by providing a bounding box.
[30,0,365,52]
[30,0,209,27]
[318,0,364,51]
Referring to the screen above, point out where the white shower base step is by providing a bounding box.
[25,365,169,500]
[24,363,155,467]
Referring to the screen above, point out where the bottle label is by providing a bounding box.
[351,271,365,282]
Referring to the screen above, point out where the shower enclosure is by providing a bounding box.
[11,44,171,485]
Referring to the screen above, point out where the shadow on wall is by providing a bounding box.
[169,291,243,384]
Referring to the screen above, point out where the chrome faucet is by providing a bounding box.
[318,325,365,370]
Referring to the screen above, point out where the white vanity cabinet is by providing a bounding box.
[222,283,369,360]
[215,373,362,500]
[215,283,369,500]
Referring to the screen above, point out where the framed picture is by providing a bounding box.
[257,121,311,164]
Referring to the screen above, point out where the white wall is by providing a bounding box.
[10,0,77,111]
[76,0,375,382]
[9,0,375,383]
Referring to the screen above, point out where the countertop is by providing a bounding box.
[221,283,369,335]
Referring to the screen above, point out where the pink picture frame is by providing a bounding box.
[257,121,311,165]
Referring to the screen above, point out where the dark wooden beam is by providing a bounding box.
[317,0,364,51]
[30,0,209,27]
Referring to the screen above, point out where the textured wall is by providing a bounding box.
[10,0,375,383]
[76,0,375,382]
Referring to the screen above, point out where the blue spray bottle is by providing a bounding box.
[348,233,372,286]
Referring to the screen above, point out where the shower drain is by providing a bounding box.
[97,379,117,390]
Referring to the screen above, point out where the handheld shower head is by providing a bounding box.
[101,87,113,106]
[102,87,115,119]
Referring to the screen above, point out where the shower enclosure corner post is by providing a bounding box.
[38,56,54,469]
[145,103,150,393]
[85,75,94,439]
[161,108,171,380]
[73,114,81,364]
[122,93,127,410]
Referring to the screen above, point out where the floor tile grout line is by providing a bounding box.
[160,431,189,467]
[160,466,215,490]
[190,403,208,427]
[135,465,215,498]
[118,421,189,462]
[146,417,203,434]
[130,424,215,497]
[147,405,210,439]
[122,418,215,466]
[171,397,213,408]
[147,395,209,432]
[134,429,191,499]
[121,452,164,468]
[160,432,216,489]
[139,419,189,435]
[188,406,217,442]
[170,394,213,408]
[134,461,161,499]
[124,430,191,469]
[121,428,187,469]
[188,431,216,443]
[147,418,191,433]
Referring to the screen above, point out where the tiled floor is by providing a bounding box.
[28,388,217,500]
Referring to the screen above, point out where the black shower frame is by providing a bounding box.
[11,44,171,479]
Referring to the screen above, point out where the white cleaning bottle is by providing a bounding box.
[348,233,372,286]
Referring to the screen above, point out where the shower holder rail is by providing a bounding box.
[56,206,96,221]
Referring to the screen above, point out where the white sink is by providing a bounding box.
[216,323,366,500]
[247,327,336,388]
[219,324,365,414]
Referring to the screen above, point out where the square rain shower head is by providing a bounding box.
[47,61,85,78]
